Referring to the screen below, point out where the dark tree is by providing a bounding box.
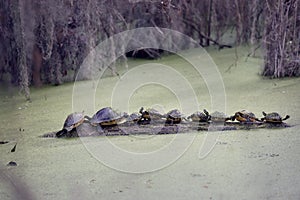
[1,0,300,101]
[263,0,300,77]
[9,0,30,99]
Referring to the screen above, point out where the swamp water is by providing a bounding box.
[0,47,300,200]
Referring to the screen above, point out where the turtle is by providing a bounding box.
[261,111,290,123]
[187,109,211,122]
[138,107,151,124]
[90,107,125,127]
[165,109,182,125]
[56,112,86,137]
[210,111,229,122]
[138,107,165,124]
[126,112,142,123]
[146,108,166,119]
[228,110,261,123]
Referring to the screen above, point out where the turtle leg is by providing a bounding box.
[140,117,151,125]
[118,127,128,135]
[208,115,212,121]
[96,125,104,133]
[226,116,234,121]
[254,117,262,122]
[182,117,188,122]
[282,115,290,121]
[164,118,172,126]
[244,116,255,123]
[246,117,255,123]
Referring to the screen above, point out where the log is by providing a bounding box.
[42,120,291,138]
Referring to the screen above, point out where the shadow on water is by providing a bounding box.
[0,165,35,200]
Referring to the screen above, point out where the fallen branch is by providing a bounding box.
[182,18,232,50]
[245,44,261,61]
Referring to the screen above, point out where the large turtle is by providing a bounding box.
[165,109,182,125]
[187,109,211,122]
[56,112,86,137]
[261,111,290,123]
[90,107,126,127]
[228,110,261,123]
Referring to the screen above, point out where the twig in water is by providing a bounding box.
[11,143,17,152]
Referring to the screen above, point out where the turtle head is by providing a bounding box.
[84,115,92,120]
[262,111,267,116]
[283,115,290,121]
[203,109,209,116]
[139,107,144,114]
[224,113,234,121]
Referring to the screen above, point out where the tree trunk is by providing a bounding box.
[10,0,30,100]
[32,45,43,86]
[249,0,260,56]
[206,0,213,46]
[107,13,118,76]
[234,0,243,45]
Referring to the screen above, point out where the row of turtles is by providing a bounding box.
[56,108,290,137]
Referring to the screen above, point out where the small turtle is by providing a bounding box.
[127,112,142,123]
[56,112,86,137]
[90,107,125,127]
[188,109,211,122]
[146,108,166,119]
[165,109,182,125]
[119,111,129,120]
[229,110,261,123]
[138,107,165,124]
[261,111,290,123]
[138,107,151,124]
[210,111,229,122]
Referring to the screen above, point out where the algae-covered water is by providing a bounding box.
[0,46,300,199]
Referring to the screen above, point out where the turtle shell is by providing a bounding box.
[188,109,210,122]
[90,107,122,126]
[139,107,165,121]
[167,109,182,118]
[233,110,258,122]
[147,108,166,119]
[210,111,228,122]
[128,112,141,122]
[166,109,182,124]
[63,112,85,131]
